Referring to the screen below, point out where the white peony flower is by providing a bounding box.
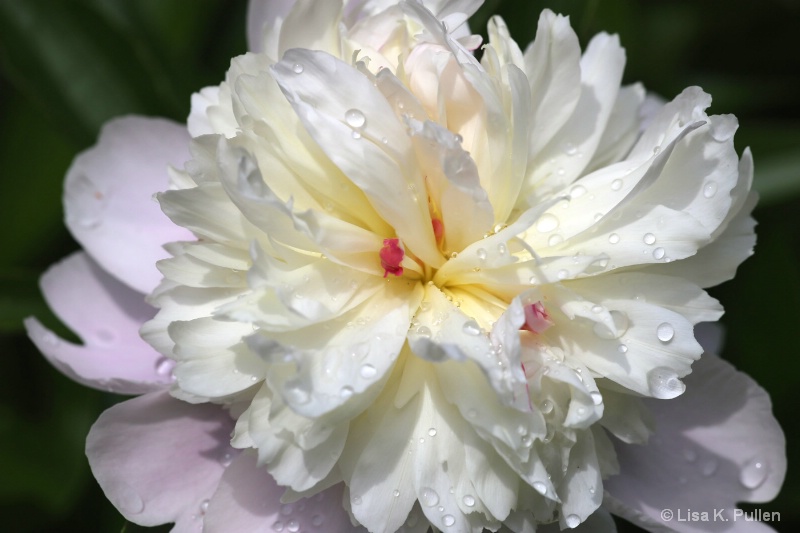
[26,1,785,532]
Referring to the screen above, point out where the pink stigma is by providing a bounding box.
[380,238,404,278]
[521,301,554,334]
[432,218,444,244]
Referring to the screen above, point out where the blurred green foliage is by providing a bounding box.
[1,0,798,531]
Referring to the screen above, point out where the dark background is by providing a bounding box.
[1,0,798,531]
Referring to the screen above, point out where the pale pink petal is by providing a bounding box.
[25,251,171,394]
[247,0,296,52]
[204,452,365,532]
[64,116,193,294]
[86,392,239,532]
[605,354,786,532]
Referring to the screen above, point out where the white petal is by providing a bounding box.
[271,48,444,268]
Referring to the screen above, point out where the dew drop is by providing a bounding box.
[653,247,666,260]
[643,233,656,245]
[611,179,623,191]
[200,499,210,513]
[340,386,354,399]
[286,385,311,405]
[656,322,675,342]
[272,520,285,531]
[540,399,554,414]
[536,213,559,233]
[428,428,437,437]
[352,496,362,505]
[497,243,507,255]
[590,391,603,405]
[292,63,304,74]
[533,481,547,495]
[155,357,174,376]
[563,142,578,156]
[220,451,234,467]
[393,490,400,498]
[592,310,628,340]
[442,515,456,527]
[557,269,569,280]
[117,483,145,515]
[647,367,685,399]
[351,131,362,140]
[617,343,628,354]
[420,487,439,507]
[740,458,768,489]
[548,234,564,246]
[312,513,324,526]
[703,181,718,198]
[476,248,487,261]
[570,185,587,198]
[463,495,475,507]
[556,167,566,176]
[416,325,432,338]
[359,364,377,379]
[565,514,582,528]
[287,520,299,532]
[591,305,604,314]
[608,233,620,244]
[280,503,293,516]
[345,108,367,129]
[701,458,719,477]
[653,145,662,154]
[463,320,483,337]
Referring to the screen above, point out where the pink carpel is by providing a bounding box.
[432,218,444,245]
[521,301,554,334]
[380,238,404,278]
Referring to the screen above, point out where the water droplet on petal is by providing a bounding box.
[656,322,675,342]
[116,482,145,515]
[590,391,603,405]
[155,357,174,376]
[565,514,582,528]
[643,233,656,245]
[570,184,587,198]
[647,367,685,399]
[442,515,456,527]
[476,248,487,261]
[608,233,620,244]
[701,458,719,477]
[611,179,623,191]
[393,490,400,498]
[416,326,432,338]
[287,520,299,532]
[540,399,553,414]
[340,386,354,399]
[272,520,285,531]
[463,495,475,507]
[311,513,324,526]
[557,269,569,280]
[703,181,718,198]
[359,364,376,379]
[352,496,362,505]
[345,109,366,128]
[617,343,628,354]
[653,247,666,260]
[462,319,481,336]
[286,385,310,405]
[497,243,507,255]
[532,481,547,495]
[592,310,628,339]
[548,234,564,247]
[563,142,578,156]
[591,305,604,314]
[421,487,439,507]
[292,63,304,74]
[740,458,768,489]
[536,214,559,233]
[428,428,437,437]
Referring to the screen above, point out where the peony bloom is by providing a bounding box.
[26,0,785,532]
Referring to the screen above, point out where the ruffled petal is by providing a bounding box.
[64,116,193,294]
[25,252,169,394]
[86,392,238,531]
[246,0,296,53]
[605,354,786,532]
